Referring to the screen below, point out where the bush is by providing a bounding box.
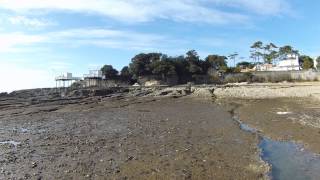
[252,73,292,83]
[223,73,252,83]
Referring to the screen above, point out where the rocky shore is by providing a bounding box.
[1,82,319,179]
[0,86,268,180]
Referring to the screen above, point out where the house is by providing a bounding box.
[254,63,273,71]
[272,54,300,71]
[314,58,318,69]
[255,54,300,72]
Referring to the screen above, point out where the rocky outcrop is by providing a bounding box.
[0,92,8,97]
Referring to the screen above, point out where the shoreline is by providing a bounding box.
[220,97,320,179]
[0,95,268,179]
[1,82,319,179]
[214,82,320,100]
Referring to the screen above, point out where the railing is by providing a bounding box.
[55,76,82,81]
[83,74,103,79]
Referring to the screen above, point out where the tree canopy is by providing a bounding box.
[299,55,314,70]
[99,42,320,84]
[205,55,228,71]
[128,53,163,78]
[317,57,320,69]
[237,61,255,69]
[99,50,235,83]
[101,65,118,79]
[279,45,299,57]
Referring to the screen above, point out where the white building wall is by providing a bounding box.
[255,54,301,72]
[271,54,300,71]
[314,58,318,69]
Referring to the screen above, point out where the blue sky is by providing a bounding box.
[0,0,320,92]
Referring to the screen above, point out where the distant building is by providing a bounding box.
[255,54,300,72]
[83,70,103,87]
[55,72,82,88]
[254,63,273,71]
[273,54,300,71]
[83,70,103,79]
[314,57,318,69]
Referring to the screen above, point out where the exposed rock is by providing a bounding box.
[145,80,160,87]
[132,83,141,87]
[0,92,8,97]
[191,87,215,99]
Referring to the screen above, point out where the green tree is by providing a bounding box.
[251,41,263,63]
[101,65,119,79]
[205,55,228,71]
[264,43,278,64]
[170,56,191,83]
[279,45,299,57]
[129,53,162,78]
[228,52,238,67]
[316,57,320,69]
[120,66,131,78]
[237,61,254,69]
[185,50,203,74]
[151,60,176,79]
[186,50,200,62]
[299,55,314,70]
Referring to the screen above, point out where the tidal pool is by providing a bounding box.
[234,118,320,180]
[260,138,320,180]
[0,140,21,147]
[237,119,320,180]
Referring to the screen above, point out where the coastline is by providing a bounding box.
[0,94,268,179]
[214,82,320,100]
[1,82,319,179]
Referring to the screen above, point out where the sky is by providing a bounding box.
[0,0,320,92]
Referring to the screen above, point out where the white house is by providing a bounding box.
[314,57,318,69]
[272,54,300,71]
[255,54,300,71]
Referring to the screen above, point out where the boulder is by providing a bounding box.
[145,80,160,87]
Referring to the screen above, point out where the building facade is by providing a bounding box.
[255,54,300,71]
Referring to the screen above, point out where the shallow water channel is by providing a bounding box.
[239,120,320,180]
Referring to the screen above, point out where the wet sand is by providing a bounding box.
[0,95,267,179]
[227,98,320,154]
[218,97,320,180]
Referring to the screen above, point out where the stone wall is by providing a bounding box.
[252,70,319,81]
[223,70,320,83]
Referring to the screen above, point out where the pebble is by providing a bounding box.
[31,162,37,168]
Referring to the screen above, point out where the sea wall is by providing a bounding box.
[214,82,320,100]
[251,70,320,82]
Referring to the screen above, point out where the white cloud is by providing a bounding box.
[208,0,292,15]
[0,28,182,53]
[0,0,293,24]
[8,15,54,28]
[51,28,175,50]
[0,32,47,52]
[0,0,260,24]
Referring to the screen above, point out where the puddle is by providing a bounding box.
[239,122,257,133]
[276,112,292,115]
[0,127,30,133]
[0,140,21,147]
[19,128,29,133]
[238,121,320,180]
[260,138,320,180]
